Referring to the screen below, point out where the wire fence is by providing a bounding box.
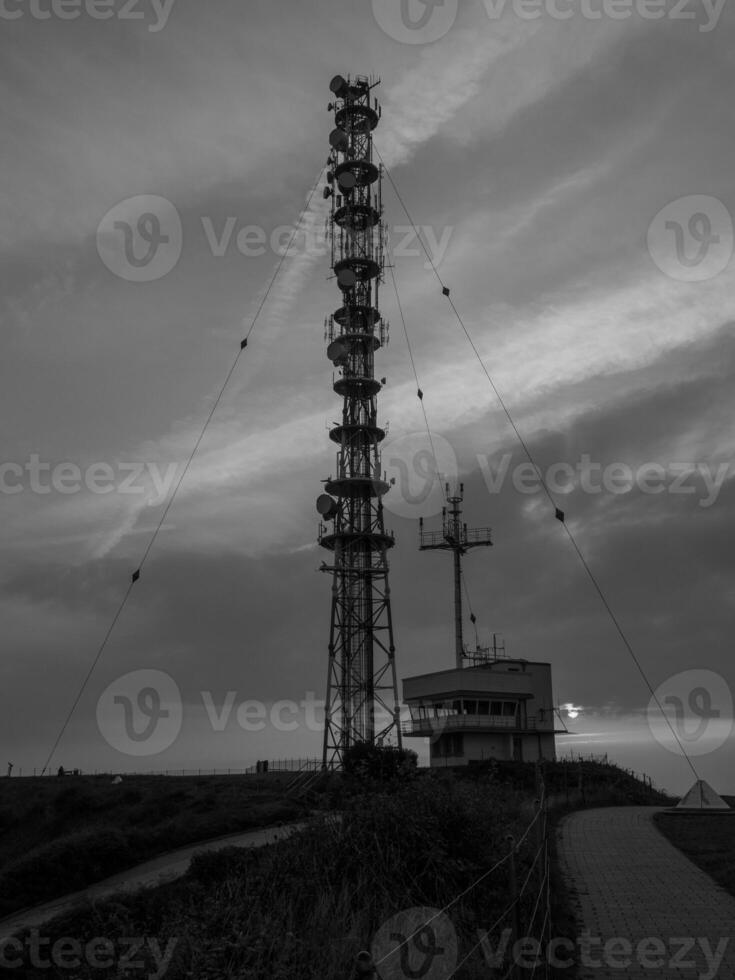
[353,758,641,979]
[4,759,323,778]
[363,779,553,979]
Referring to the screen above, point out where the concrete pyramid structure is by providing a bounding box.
[676,779,730,810]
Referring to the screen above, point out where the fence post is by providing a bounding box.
[355,950,375,978]
[506,834,521,980]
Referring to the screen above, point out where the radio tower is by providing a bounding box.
[316,74,402,769]
[419,484,493,669]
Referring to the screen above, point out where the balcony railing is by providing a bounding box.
[401,714,544,736]
[419,526,493,549]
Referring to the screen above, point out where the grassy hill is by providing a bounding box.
[654,803,735,901]
[0,774,303,918]
[0,760,671,979]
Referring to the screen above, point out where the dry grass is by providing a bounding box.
[0,775,302,916]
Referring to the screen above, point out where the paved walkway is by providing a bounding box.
[557,807,735,979]
[0,820,306,942]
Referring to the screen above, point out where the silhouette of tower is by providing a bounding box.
[419,483,493,668]
[316,74,402,769]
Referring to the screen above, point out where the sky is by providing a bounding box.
[1,0,734,795]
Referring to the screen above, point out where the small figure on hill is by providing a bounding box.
[57,765,65,777]
[6,762,12,777]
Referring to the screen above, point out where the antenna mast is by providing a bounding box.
[316,74,402,769]
[419,483,493,669]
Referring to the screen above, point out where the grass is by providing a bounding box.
[0,761,671,980]
[653,802,735,900]
[1,777,548,979]
[0,774,304,918]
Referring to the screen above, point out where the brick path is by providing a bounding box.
[556,807,735,979]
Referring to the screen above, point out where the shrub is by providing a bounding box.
[342,743,418,782]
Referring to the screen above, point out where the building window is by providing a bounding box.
[503,702,517,717]
[463,699,477,715]
[477,701,489,715]
[490,701,502,715]
[432,734,464,758]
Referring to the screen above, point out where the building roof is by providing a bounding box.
[403,658,551,686]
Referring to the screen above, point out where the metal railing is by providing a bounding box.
[266,758,322,773]
[6,760,323,778]
[419,526,493,549]
[401,714,542,736]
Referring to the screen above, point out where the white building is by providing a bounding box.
[402,656,560,766]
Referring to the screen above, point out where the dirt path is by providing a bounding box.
[0,820,305,941]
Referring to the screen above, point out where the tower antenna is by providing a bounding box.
[317,74,402,769]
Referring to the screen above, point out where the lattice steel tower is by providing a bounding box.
[316,74,402,769]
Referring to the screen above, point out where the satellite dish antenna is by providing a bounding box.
[316,494,339,520]
[337,171,356,191]
[327,339,349,365]
[329,128,349,152]
[337,267,357,289]
[329,75,349,98]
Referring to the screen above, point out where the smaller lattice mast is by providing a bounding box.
[419,483,493,668]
